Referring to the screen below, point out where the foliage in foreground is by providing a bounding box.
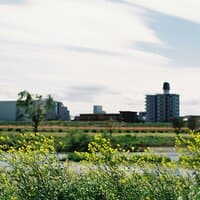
[0,131,190,153]
[0,133,199,200]
[176,131,200,169]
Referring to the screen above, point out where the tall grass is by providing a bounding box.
[0,131,190,153]
[0,132,199,199]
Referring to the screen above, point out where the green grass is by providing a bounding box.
[0,120,173,127]
[0,130,190,152]
[0,130,189,137]
[0,132,199,200]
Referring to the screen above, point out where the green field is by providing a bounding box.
[0,130,190,153]
[0,120,173,127]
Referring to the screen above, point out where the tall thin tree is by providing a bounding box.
[17,91,55,133]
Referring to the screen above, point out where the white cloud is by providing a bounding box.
[0,0,199,116]
[0,0,161,48]
[126,0,200,23]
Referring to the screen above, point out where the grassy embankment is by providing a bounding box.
[0,129,190,153]
[0,121,190,162]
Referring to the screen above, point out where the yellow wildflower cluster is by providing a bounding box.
[176,131,200,169]
[0,133,56,173]
[76,135,129,166]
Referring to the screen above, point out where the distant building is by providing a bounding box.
[120,111,138,123]
[0,101,17,121]
[56,102,70,121]
[138,112,146,122]
[146,82,180,122]
[182,115,200,121]
[74,113,121,121]
[47,101,70,121]
[0,101,70,121]
[75,111,139,122]
[93,105,105,114]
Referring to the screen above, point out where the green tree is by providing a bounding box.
[187,116,199,131]
[17,91,55,133]
[172,117,184,134]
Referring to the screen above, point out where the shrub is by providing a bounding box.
[75,135,200,200]
[0,133,68,199]
[15,128,21,132]
[65,131,92,152]
[129,154,171,164]
[176,131,200,169]
[0,133,199,199]
[67,153,84,162]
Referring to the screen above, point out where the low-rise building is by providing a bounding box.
[75,111,139,122]
[0,100,70,121]
[74,113,121,121]
[0,101,17,121]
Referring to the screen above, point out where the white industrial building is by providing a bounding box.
[0,101,17,121]
[0,101,70,121]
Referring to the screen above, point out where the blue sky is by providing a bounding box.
[0,0,200,116]
[135,7,200,67]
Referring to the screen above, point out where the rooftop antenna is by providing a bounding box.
[163,82,170,94]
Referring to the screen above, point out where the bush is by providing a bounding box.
[65,131,92,152]
[0,133,199,199]
[129,154,171,163]
[15,128,21,132]
[176,131,200,169]
[67,153,84,162]
[39,128,48,132]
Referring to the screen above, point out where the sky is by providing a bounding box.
[0,0,200,117]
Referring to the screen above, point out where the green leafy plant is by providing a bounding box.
[0,133,199,199]
[176,131,200,169]
[17,91,55,133]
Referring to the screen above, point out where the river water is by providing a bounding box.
[0,148,180,169]
[57,147,180,162]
